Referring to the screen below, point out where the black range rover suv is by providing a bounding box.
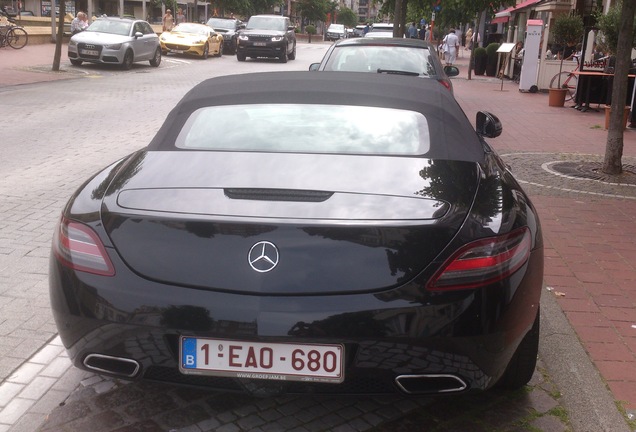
[236,15,296,63]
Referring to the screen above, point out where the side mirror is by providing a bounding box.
[309,63,320,71]
[134,31,143,39]
[443,65,460,77]
[476,111,502,138]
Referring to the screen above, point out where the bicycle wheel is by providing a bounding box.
[7,27,28,49]
[563,74,578,101]
[550,72,577,102]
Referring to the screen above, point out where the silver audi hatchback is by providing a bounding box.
[68,17,161,70]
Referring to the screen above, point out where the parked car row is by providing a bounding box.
[67,15,236,69]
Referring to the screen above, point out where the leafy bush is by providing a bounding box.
[485,43,500,76]
[594,1,636,54]
[474,47,487,75]
[305,24,316,35]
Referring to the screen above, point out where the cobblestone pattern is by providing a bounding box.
[502,152,636,200]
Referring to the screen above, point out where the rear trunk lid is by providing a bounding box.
[101,151,479,295]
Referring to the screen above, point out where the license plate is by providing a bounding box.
[79,49,98,56]
[171,49,184,53]
[180,337,344,383]
[253,42,266,46]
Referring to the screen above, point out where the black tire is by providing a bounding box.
[288,42,296,60]
[216,42,223,57]
[121,50,134,70]
[237,52,246,61]
[230,38,237,54]
[496,310,540,389]
[8,27,28,49]
[279,45,288,63]
[150,47,161,67]
[70,59,83,66]
[201,43,209,59]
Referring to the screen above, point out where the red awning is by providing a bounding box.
[491,16,509,24]
[492,0,542,22]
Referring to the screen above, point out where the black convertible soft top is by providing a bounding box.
[148,71,485,162]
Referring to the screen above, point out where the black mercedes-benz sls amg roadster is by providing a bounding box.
[50,72,543,397]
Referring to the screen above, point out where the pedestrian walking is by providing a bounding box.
[408,22,418,39]
[465,27,473,50]
[419,25,426,40]
[176,7,186,24]
[162,9,174,32]
[442,29,460,66]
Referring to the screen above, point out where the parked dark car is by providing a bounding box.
[236,14,296,62]
[50,71,543,398]
[310,37,459,94]
[206,17,243,54]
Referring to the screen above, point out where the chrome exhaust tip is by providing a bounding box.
[83,354,140,378]
[395,374,468,394]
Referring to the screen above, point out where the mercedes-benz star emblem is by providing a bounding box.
[248,241,279,273]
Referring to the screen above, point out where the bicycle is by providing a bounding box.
[549,56,579,102]
[0,9,29,49]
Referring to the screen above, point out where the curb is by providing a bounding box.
[540,287,631,431]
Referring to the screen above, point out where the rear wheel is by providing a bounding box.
[237,52,246,61]
[121,50,134,70]
[216,42,223,57]
[70,59,83,66]
[8,27,28,49]
[496,310,540,389]
[149,47,161,67]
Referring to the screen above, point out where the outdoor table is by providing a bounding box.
[572,71,635,112]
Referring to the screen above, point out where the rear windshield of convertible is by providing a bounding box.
[175,104,430,155]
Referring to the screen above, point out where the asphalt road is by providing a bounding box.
[0,42,632,432]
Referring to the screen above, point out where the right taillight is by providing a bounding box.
[427,227,532,291]
[53,216,115,276]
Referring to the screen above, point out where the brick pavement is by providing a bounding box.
[451,49,636,415]
[0,43,635,431]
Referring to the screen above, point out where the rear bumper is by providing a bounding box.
[50,247,543,395]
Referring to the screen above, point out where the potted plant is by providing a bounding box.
[548,13,584,107]
[305,24,316,43]
[473,47,488,75]
[485,42,500,77]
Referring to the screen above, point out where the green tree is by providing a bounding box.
[550,13,584,87]
[602,0,636,175]
[337,7,357,28]
[297,0,332,23]
[594,1,636,55]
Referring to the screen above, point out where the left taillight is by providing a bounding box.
[53,216,115,276]
[427,227,532,291]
